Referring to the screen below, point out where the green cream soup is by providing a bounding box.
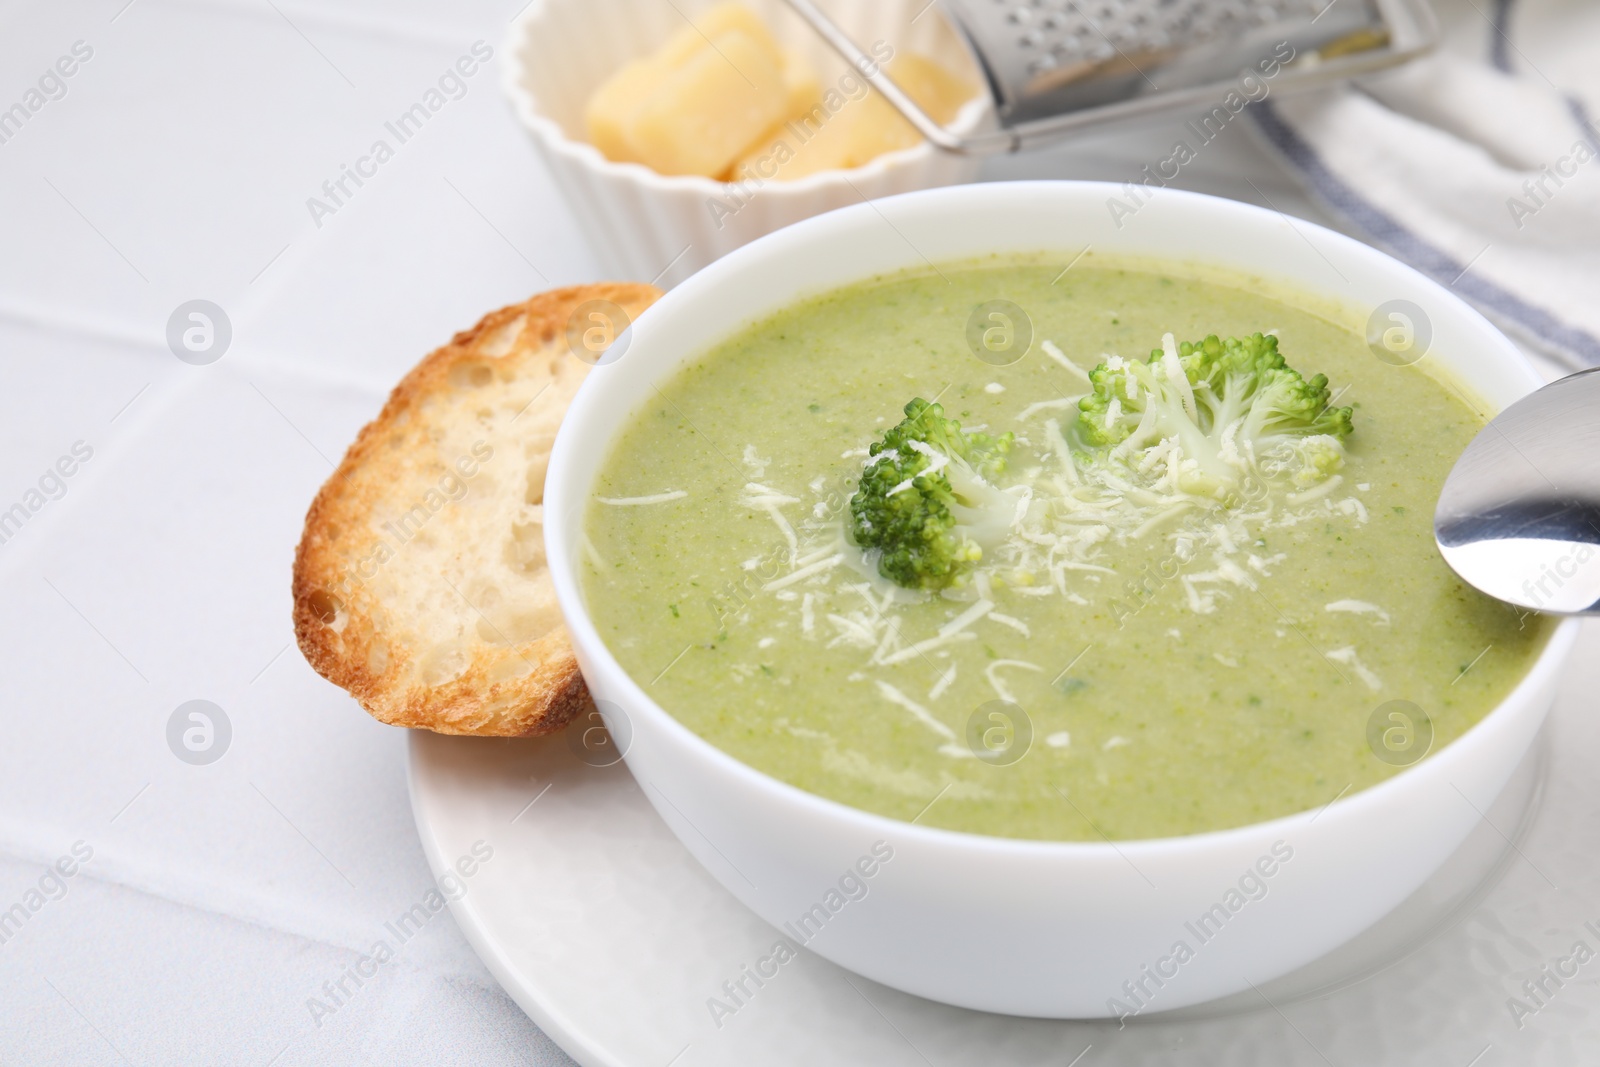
[581,256,1550,841]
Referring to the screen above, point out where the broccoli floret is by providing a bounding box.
[1259,433,1348,489]
[849,399,1015,590]
[1074,333,1354,497]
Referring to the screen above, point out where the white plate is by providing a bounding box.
[409,618,1600,1067]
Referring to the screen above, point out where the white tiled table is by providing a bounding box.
[2,2,1581,1064]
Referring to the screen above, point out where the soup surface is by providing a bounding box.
[581,256,1550,841]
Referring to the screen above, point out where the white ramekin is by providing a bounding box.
[502,0,990,287]
[544,181,1581,1018]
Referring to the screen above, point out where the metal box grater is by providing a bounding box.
[782,0,1439,152]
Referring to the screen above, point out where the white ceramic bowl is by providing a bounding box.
[503,0,990,288]
[544,181,1581,1018]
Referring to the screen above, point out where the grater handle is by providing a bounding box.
[778,0,1017,155]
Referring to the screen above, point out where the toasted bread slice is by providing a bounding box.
[293,283,662,736]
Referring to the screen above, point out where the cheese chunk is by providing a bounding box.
[586,2,791,172]
[583,3,976,181]
[882,51,976,125]
[731,106,855,183]
[658,3,782,68]
[731,52,977,182]
[585,57,664,164]
[840,53,977,165]
[841,92,924,165]
[625,28,788,176]
[779,48,822,116]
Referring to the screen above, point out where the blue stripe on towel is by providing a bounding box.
[1251,100,1600,368]
[1490,0,1516,73]
[1569,98,1600,153]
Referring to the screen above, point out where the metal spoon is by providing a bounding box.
[1435,367,1600,615]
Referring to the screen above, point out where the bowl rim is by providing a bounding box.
[545,178,1582,860]
[501,0,994,198]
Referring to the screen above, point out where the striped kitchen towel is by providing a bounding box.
[1252,0,1600,368]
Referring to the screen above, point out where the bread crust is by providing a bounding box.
[292,283,662,736]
